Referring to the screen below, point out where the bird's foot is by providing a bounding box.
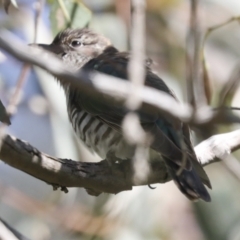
[51,184,69,193]
[148,184,157,190]
[106,151,126,165]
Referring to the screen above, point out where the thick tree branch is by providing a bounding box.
[195,129,240,166]
[0,134,169,195]
[0,130,240,195]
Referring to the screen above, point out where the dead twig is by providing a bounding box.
[201,16,240,106]
[33,0,45,43]
[0,218,28,240]
[0,64,30,150]
[0,129,240,195]
[124,0,149,184]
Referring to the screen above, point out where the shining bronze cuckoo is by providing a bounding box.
[36,28,211,202]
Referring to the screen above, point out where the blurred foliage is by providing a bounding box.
[1,0,18,13]
[0,0,240,240]
[147,0,180,12]
[202,16,240,106]
[48,0,92,35]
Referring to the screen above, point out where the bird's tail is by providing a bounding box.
[165,160,211,202]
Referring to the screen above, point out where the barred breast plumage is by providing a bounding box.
[65,87,133,159]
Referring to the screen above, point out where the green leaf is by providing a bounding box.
[0,99,11,125]
[48,0,92,35]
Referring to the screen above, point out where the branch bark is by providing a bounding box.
[0,134,169,195]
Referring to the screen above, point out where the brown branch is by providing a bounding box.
[186,0,199,107]
[0,134,169,195]
[0,129,240,195]
[187,0,209,107]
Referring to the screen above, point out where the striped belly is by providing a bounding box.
[64,88,159,161]
[68,105,132,159]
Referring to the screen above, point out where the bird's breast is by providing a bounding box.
[64,88,161,161]
[67,104,134,159]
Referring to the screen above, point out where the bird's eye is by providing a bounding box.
[71,40,82,47]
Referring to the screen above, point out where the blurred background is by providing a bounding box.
[0,0,240,239]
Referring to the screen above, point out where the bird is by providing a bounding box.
[36,28,211,202]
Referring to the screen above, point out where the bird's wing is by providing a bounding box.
[71,47,186,164]
[70,46,211,201]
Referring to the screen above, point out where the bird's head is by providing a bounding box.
[36,28,112,69]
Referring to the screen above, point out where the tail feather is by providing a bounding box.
[165,160,211,202]
[191,157,212,189]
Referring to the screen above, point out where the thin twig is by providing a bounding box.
[202,16,240,48]
[33,0,45,43]
[186,0,197,107]
[123,0,149,183]
[7,64,29,117]
[67,2,77,28]
[178,0,209,174]
[0,64,30,149]
[126,0,146,110]
[218,64,240,106]
[201,16,240,106]
[178,0,202,175]
[57,0,71,24]
[213,106,240,111]
[187,0,208,106]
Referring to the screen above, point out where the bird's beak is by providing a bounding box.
[29,43,63,55]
